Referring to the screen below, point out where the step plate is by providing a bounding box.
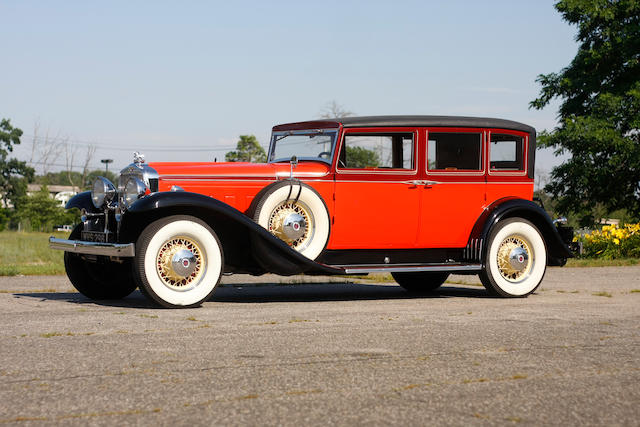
[339,263,482,274]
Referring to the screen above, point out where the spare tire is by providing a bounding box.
[252,180,330,260]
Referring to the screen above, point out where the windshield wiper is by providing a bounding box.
[274,129,326,143]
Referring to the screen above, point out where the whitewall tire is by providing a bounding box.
[253,181,330,260]
[135,215,223,308]
[479,217,547,297]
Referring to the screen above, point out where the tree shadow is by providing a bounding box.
[13,282,490,308]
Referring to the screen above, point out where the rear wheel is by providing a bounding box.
[479,217,547,297]
[134,215,223,308]
[392,272,449,293]
[64,225,137,300]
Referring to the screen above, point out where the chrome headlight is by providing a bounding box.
[91,177,117,209]
[122,177,147,209]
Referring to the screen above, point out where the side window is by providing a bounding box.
[490,134,524,171]
[340,133,414,169]
[427,132,482,171]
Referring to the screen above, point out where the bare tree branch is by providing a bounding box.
[318,101,354,119]
[81,145,96,189]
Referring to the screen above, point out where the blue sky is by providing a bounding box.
[1,1,577,182]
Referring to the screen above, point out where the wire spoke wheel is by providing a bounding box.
[267,200,314,251]
[135,216,223,308]
[496,235,532,282]
[252,181,330,260]
[479,217,547,297]
[156,236,204,291]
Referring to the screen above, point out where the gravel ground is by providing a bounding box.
[0,267,638,426]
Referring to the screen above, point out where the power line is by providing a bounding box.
[22,133,242,152]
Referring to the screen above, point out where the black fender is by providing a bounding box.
[65,191,101,213]
[465,197,573,266]
[120,191,341,276]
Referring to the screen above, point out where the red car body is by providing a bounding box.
[51,116,573,308]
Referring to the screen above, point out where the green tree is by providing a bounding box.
[35,171,83,187]
[15,185,71,232]
[345,146,380,168]
[225,135,267,163]
[530,0,640,225]
[0,118,35,208]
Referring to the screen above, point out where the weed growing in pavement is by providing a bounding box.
[592,291,613,297]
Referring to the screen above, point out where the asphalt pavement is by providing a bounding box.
[0,267,638,426]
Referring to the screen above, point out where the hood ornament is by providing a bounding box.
[133,152,146,166]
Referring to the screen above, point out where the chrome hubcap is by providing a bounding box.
[171,249,198,278]
[282,213,306,240]
[156,237,204,290]
[268,201,313,250]
[497,235,532,282]
[508,247,529,272]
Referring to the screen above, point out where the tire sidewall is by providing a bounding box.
[484,218,546,297]
[254,181,330,260]
[136,216,223,307]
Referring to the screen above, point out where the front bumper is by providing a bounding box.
[49,237,135,257]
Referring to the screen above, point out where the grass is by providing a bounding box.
[0,231,68,276]
[592,291,613,298]
[565,258,640,268]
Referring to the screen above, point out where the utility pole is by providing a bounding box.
[101,159,113,174]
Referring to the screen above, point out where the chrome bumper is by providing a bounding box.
[49,237,135,257]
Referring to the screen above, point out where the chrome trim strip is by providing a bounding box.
[340,263,482,274]
[49,237,135,257]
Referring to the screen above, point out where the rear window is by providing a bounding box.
[490,134,524,171]
[427,132,482,171]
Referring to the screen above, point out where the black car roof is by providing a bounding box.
[273,115,535,135]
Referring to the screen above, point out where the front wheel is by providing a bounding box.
[64,225,138,300]
[134,215,224,308]
[479,217,547,297]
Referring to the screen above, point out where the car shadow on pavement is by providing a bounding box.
[210,282,489,303]
[13,290,158,309]
[13,283,490,308]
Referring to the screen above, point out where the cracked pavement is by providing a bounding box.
[0,266,639,425]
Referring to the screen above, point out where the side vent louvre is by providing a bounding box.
[464,238,484,262]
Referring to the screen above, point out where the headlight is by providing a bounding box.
[123,177,147,209]
[91,177,117,209]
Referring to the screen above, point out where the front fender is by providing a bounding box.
[65,191,100,213]
[121,191,341,276]
[466,197,573,266]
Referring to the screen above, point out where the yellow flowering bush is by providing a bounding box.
[576,223,640,258]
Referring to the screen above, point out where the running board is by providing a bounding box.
[338,263,482,274]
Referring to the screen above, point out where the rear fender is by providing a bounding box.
[465,197,573,266]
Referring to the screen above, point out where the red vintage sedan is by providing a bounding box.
[50,116,573,307]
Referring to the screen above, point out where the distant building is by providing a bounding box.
[26,184,79,207]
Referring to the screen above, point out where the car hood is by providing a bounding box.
[148,161,331,180]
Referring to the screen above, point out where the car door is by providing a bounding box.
[330,128,421,249]
[417,128,487,248]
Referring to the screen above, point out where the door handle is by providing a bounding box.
[404,180,440,186]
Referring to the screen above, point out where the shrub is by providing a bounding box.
[576,223,640,259]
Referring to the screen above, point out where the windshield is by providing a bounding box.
[269,130,338,163]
